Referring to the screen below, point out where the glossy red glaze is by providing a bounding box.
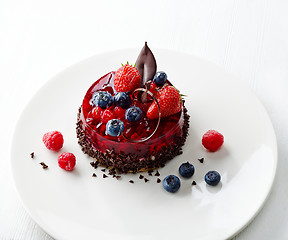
[80,71,184,157]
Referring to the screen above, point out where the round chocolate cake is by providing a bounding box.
[76,43,190,173]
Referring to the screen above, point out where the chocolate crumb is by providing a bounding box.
[103,174,108,178]
[30,152,34,158]
[101,169,106,172]
[113,174,116,178]
[148,172,153,176]
[155,170,160,176]
[192,181,197,185]
[90,162,98,169]
[92,173,97,177]
[129,180,134,183]
[139,174,144,179]
[115,176,121,180]
[144,178,149,183]
[198,158,204,163]
[40,162,48,169]
[157,178,161,183]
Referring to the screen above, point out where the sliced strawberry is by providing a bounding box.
[147,86,182,120]
[114,64,141,92]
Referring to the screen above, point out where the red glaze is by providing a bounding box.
[80,71,184,157]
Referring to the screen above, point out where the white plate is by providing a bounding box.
[11,49,277,240]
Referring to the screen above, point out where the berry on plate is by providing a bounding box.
[162,175,181,193]
[106,119,125,137]
[43,131,64,151]
[153,71,167,87]
[202,130,224,152]
[90,91,113,109]
[179,161,195,178]
[113,92,131,109]
[58,152,76,171]
[204,171,221,186]
[125,106,143,122]
[147,85,182,120]
[114,64,141,92]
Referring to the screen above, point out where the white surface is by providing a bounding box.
[10,50,277,240]
[1,0,288,239]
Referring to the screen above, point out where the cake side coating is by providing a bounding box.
[76,104,190,174]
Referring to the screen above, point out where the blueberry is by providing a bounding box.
[125,106,143,122]
[179,162,195,178]
[205,171,221,186]
[106,119,125,137]
[162,175,181,193]
[114,92,131,109]
[153,71,167,87]
[90,91,113,109]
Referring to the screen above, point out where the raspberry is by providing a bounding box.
[58,152,76,171]
[43,131,64,151]
[202,130,224,152]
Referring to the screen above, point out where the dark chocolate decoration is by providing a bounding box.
[135,42,157,87]
[198,158,204,163]
[40,162,48,169]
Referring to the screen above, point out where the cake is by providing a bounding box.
[76,43,190,173]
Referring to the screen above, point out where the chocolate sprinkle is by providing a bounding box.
[198,158,204,163]
[148,172,153,176]
[30,152,34,158]
[101,169,106,172]
[139,174,144,179]
[115,176,121,180]
[40,162,48,169]
[129,180,134,183]
[92,173,97,177]
[155,170,160,176]
[144,178,149,183]
[90,161,98,169]
[76,101,190,174]
[103,174,108,178]
[192,181,197,185]
[157,178,161,183]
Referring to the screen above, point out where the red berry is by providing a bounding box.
[58,152,76,171]
[92,106,103,120]
[114,64,141,92]
[114,106,125,119]
[43,131,64,151]
[131,133,139,140]
[147,86,182,120]
[149,82,158,96]
[202,130,224,152]
[101,109,114,124]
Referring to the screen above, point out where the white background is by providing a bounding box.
[0,0,287,239]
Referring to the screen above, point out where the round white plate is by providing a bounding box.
[11,49,277,240]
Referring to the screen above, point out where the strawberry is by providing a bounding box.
[147,85,182,119]
[114,64,141,92]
